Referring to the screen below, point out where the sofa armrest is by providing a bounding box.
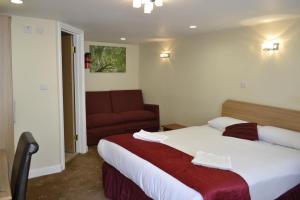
[144,104,159,114]
[144,104,160,121]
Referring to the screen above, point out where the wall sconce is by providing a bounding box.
[160,52,170,59]
[262,40,280,51]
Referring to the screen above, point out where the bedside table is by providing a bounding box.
[162,123,186,131]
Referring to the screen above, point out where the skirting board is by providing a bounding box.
[29,164,64,179]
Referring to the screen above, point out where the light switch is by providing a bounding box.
[40,84,49,91]
[24,25,32,34]
[36,26,44,35]
[240,81,247,89]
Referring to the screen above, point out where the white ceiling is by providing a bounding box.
[0,0,300,43]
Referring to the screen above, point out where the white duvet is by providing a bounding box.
[98,125,300,200]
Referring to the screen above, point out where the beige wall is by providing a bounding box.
[85,41,139,91]
[140,19,300,126]
[11,16,61,172]
[9,15,300,175]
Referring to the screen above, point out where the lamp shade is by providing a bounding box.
[155,0,163,7]
[133,0,163,14]
[160,52,170,58]
[144,2,154,14]
[262,40,280,51]
[133,0,142,8]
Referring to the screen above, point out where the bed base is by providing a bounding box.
[102,162,151,200]
[102,162,299,200]
[277,184,300,200]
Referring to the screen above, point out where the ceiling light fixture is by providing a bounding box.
[189,25,197,29]
[133,0,163,14]
[120,37,126,41]
[10,0,23,4]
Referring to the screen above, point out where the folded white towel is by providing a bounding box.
[192,151,232,170]
[133,130,168,143]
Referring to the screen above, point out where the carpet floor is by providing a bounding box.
[27,147,108,200]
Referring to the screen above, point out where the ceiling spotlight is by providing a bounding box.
[120,37,126,41]
[10,0,23,4]
[189,25,197,29]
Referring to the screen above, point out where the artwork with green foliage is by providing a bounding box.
[90,45,126,72]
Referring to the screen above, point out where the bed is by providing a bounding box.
[98,100,300,200]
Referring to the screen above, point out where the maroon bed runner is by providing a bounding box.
[105,134,251,200]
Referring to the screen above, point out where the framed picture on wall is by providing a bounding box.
[89,45,126,73]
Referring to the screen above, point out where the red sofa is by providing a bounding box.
[86,90,160,146]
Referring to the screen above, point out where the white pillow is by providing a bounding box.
[258,126,300,150]
[208,117,247,132]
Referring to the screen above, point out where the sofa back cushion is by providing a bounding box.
[86,91,112,114]
[110,90,144,112]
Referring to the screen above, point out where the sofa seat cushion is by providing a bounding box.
[87,113,123,128]
[123,120,159,132]
[120,110,156,123]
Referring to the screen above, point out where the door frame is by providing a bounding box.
[57,22,87,170]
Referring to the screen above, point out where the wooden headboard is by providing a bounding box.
[222,100,300,132]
